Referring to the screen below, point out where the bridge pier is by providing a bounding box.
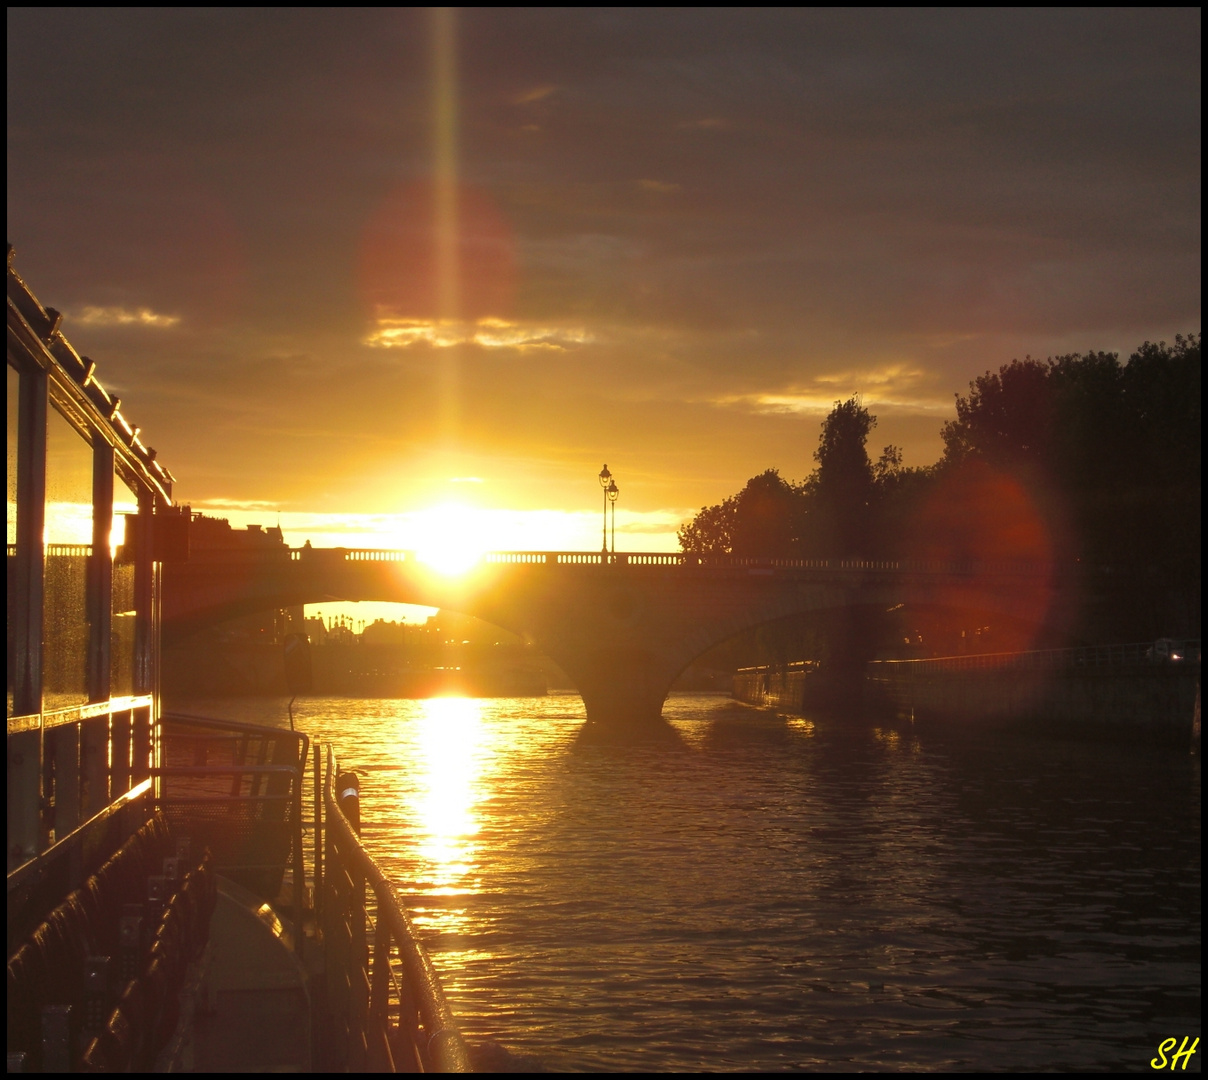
[554,644,680,727]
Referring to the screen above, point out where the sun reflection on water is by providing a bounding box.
[411,696,492,897]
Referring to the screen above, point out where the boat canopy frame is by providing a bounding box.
[7,248,181,930]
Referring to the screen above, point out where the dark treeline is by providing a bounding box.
[681,334,1200,663]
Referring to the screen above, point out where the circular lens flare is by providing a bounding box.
[358,179,516,324]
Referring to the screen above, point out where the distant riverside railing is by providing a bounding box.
[736,643,1202,681]
[736,660,818,675]
[169,547,1060,575]
[868,640,1202,675]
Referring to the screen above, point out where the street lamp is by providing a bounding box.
[598,464,612,553]
[607,478,619,556]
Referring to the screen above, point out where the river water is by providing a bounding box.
[181,692,1201,1071]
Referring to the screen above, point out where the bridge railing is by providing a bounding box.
[339,549,410,562]
[174,546,1054,576]
[314,550,1052,575]
[483,551,551,564]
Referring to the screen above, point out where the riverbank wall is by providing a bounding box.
[162,640,549,697]
[734,644,1201,741]
[732,662,820,712]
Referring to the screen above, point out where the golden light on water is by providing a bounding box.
[872,726,901,750]
[412,696,489,894]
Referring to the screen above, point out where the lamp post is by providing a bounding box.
[598,464,612,554]
[607,478,619,557]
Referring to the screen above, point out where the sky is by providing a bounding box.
[7,8,1201,553]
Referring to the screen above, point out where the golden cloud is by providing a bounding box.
[713,364,950,415]
[511,84,557,105]
[73,305,181,328]
[364,317,594,351]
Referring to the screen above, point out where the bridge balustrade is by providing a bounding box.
[340,550,409,562]
[270,548,1056,576]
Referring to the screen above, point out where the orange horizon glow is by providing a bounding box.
[10,10,1195,540]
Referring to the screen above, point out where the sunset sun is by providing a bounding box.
[412,502,489,576]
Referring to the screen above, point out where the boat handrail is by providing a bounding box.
[157,714,308,950]
[322,744,472,1072]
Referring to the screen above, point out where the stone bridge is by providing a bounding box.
[163,549,1060,726]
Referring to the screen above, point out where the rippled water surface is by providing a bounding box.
[183,693,1201,1071]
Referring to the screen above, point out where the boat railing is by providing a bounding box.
[322,744,472,1072]
[7,696,156,953]
[157,713,308,952]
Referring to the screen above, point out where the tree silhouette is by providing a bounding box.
[940,357,1051,468]
[677,469,802,557]
[679,334,1199,655]
[811,396,876,555]
[940,335,1201,639]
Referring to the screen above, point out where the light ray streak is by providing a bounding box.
[432,6,460,451]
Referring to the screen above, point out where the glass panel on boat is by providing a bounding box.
[7,257,471,1073]
[111,472,139,697]
[42,405,92,711]
[6,363,17,717]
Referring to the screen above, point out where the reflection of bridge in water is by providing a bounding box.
[164,548,1061,726]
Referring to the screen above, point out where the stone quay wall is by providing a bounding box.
[732,662,818,713]
[734,646,1200,742]
[866,662,1198,738]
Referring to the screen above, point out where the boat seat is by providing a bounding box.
[5,814,215,1072]
[79,862,217,1072]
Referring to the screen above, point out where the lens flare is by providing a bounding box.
[905,460,1057,656]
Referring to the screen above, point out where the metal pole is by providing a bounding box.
[598,464,612,557]
[605,478,619,557]
[314,740,322,914]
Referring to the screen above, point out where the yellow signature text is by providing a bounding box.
[1151,1037,1199,1071]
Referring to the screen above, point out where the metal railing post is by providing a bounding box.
[322,747,471,1072]
[293,765,304,960]
[314,741,322,915]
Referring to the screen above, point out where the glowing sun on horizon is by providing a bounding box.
[412,503,489,576]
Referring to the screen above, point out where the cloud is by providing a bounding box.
[512,84,557,105]
[364,317,595,351]
[194,497,281,511]
[712,364,952,416]
[72,305,181,328]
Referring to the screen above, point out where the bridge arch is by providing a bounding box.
[164,551,1058,726]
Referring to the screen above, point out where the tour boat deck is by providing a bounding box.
[181,878,312,1073]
